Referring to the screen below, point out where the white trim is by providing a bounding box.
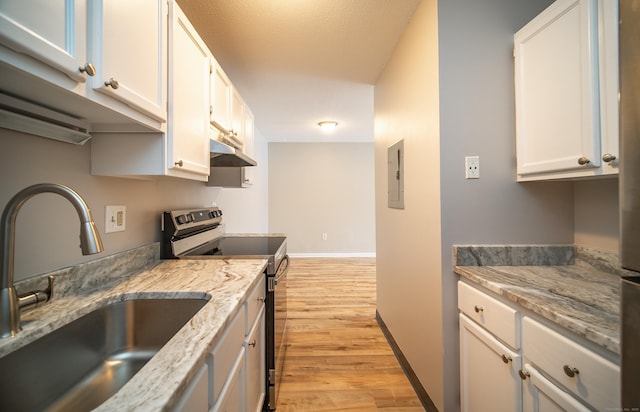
[288,252,376,258]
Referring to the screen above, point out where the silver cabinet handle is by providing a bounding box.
[174,160,184,167]
[474,305,483,313]
[602,153,617,163]
[248,339,257,347]
[563,365,579,377]
[79,63,96,76]
[518,369,530,380]
[256,296,265,303]
[501,354,512,364]
[105,77,120,89]
[577,157,591,166]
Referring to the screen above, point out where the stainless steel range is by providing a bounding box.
[161,207,288,411]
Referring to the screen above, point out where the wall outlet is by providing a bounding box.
[465,156,480,179]
[105,205,126,233]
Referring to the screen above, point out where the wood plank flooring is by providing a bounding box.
[277,258,424,411]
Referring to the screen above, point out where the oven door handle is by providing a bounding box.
[274,255,289,285]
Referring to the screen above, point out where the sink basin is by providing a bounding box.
[0,298,207,412]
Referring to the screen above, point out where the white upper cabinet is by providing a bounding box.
[0,0,166,133]
[91,1,210,182]
[0,0,87,83]
[230,86,245,147]
[211,59,232,132]
[166,0,210,178]
[514,0,619,181]
[87,0,167,123]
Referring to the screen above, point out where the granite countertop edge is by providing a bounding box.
[453,245,638,356]
[0,250,268,411]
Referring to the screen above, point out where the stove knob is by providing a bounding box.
[185,213,194,223]
[176,215,188,224]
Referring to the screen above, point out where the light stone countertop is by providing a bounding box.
[453,245,640,356]
[0,252,268,411]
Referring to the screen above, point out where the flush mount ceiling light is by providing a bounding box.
[318,121,338,132]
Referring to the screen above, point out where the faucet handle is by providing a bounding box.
[18,275,55,310]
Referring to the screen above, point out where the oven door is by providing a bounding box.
[268,255,289,410]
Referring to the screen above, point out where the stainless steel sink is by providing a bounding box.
[0,298,207,412]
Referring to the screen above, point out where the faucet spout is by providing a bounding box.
[0,183,103,338]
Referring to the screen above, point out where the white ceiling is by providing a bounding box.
[177,0,421,143]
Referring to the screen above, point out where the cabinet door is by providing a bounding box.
[168,1,210,179]
[229,87,245,147]
[87,0,167,122]
[172,363,209,412]
[522,363,591,412]
[211,60,232,131]
[245,307,266,412]
[597,0,619,175]
[243,106,255,185]
[212,351,245,412]
[0,0,87,82]
[460,314,522,412]
[514,0,600,177]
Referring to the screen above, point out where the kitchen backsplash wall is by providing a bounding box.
[574,177,619,252]
[0,128,268,281]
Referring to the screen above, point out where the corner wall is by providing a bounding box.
[375,0,575,410]
[374,0,444,408]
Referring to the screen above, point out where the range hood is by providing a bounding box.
[209,132,257,167]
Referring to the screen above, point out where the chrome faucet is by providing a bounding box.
[0,183,104,338]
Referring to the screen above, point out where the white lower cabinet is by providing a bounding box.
[169,278,265,412]
[208,278,265,412]
[520,317,620,412]
[459,314,522,412]
[245,307,266,412]
[522,363,591,412]
[212,351,245,412]
[173,363,210,412]
[458,281,620,412]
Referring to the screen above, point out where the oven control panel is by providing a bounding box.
[168,207,222,228]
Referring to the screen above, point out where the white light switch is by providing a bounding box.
[105,205,126,233]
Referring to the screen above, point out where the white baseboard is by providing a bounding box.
[287,252,376,258]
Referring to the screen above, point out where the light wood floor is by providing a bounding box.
[277,258,424,411]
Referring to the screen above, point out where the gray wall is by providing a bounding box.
[574,178,619,252]
[268,142,375,256]
[376,0,576,410]
[0,128,269,282]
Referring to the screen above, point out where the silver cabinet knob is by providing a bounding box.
[104,77,120,89]
[501,354,512,364]
[577,157,591,166]
[563,365,579,377]
[518,370,530,380]
[602,153,617,163]
[256,296,265,303]
[248,339,257,347]
[474,305,483,313]
[174,160,184,167]
[79,63,96,76]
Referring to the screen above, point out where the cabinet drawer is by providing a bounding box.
[523,317,620,411]
[211,308,245,402]
[246,278,265,335]
[458,281,520,349]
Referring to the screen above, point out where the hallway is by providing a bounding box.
[277,258,424,411]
